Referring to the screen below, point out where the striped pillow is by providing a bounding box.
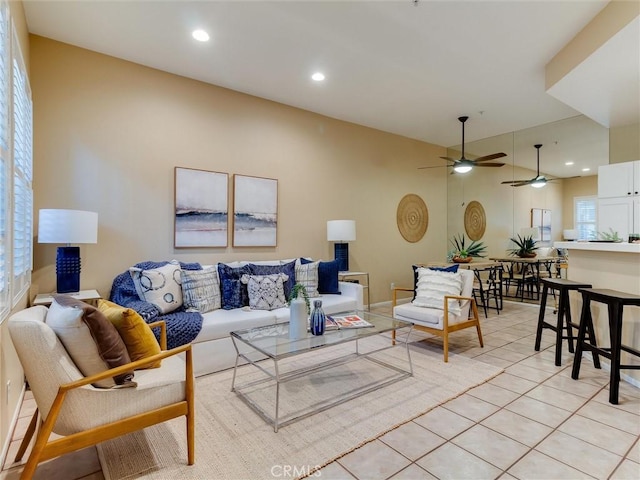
[412,268,463,316]
[295,260,320,298]
[181,266,221,313]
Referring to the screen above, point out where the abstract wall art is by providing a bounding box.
[233,174,278,247]
[174,167,228,247]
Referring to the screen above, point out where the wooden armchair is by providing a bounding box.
[391,268,483,362]
[8,306,195,479]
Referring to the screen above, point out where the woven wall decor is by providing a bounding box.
[464,200,486,241]
[397,194,428,243]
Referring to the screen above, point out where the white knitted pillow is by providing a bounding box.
[412,268,463,316]
[241,273,289,311]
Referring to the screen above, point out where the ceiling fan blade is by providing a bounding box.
[473,152,507,162]
[501,179,531,184]
[511,181,532,187]
[476,162,505,167]
[439,156,458,163]
[418,165,450,170]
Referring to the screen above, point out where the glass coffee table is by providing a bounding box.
[230,310,413,432]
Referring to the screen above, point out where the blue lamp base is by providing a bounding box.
[334,243,349,272]
[56,246,81,293]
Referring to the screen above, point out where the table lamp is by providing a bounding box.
[38,209,98,293]
[327,220,356,272]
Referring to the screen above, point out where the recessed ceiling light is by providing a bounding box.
[192,29,210,42]
[565,161,574,166]
[311,72,325,82]
[582,167,591,172]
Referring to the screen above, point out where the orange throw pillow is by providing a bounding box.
[98,299,162,369]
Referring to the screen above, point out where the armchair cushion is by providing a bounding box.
[47,296,136,388]
[411,264,459,299]
[97,299,162,369]
[412,268,463,315]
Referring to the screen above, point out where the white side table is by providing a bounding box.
[338,271,370,310]
[32,289,102,307]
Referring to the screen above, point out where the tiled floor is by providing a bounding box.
[2,300,639,479]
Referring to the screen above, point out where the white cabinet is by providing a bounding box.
[598,161,640,198]
[597,161,640,238]
[598,197,636,240]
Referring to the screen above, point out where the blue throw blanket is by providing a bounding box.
[109,261,204,350]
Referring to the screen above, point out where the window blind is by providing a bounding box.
[0,1,9,318]
[574,196,597,241]
[11,28,31,304]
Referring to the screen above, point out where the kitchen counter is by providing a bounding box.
[554,241,640,388]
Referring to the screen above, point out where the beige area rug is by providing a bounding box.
[98,336,502,480]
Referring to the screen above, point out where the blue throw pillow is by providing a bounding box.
[411,264,459,299]
[317,259,341,295]
[300,258,341,295]
[247,261,296,299]
[217,263,250,309]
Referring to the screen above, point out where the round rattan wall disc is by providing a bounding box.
[464,200,486,241]
[397,194,428,243]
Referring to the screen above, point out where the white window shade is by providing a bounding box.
[0,1,8,318]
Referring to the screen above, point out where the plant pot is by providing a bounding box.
[518,252,536,258]
[452,256,473,263]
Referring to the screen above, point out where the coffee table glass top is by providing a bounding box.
[231,310,411,360]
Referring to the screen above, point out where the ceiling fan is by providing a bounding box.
[419,116,507,174]
[501,144,554,188]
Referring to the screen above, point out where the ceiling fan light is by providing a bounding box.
[454,165,473,174]
[531,180,546,188]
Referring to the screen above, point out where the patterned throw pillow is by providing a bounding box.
[240,273,289,311]
[181,266,221,313]
[295,260,320,297]
[129,260,183,314]
[217,263,251,310]
[300,258,341,295]
[247,260,296,298]
[412,268,463,316]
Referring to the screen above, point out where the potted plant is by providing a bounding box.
[508,234,538,258]
[447,234,487,263]
[288,283,310,313]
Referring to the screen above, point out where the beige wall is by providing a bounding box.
[1,0,30,461]
[448,163,564,258]
[30,35,448,306]
[561,175,598,230]
[610,123,640,163]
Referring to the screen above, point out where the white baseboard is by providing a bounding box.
[0,383,26,469]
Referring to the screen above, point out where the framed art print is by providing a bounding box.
[174,167,228,247]
[233,174,278,247]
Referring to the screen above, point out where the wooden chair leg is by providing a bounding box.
[15,409,38,462]
[443,330,449,363]
[391,329,396,346]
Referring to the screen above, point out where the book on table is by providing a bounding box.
[325,314,374,330]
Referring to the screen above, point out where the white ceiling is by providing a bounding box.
[23,0,633,177]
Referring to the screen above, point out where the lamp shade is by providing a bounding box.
[38,209,98,244]
[327,220,356,242]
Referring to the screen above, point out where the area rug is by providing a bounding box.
[98,336,502,480]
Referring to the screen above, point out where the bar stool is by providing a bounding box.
[535,278,592,366]
[571,288,640,404]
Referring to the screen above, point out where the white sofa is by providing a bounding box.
[190,261,364,377]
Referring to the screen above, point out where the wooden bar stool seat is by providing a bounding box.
[535,278,592,366]
[571,288,640,404]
